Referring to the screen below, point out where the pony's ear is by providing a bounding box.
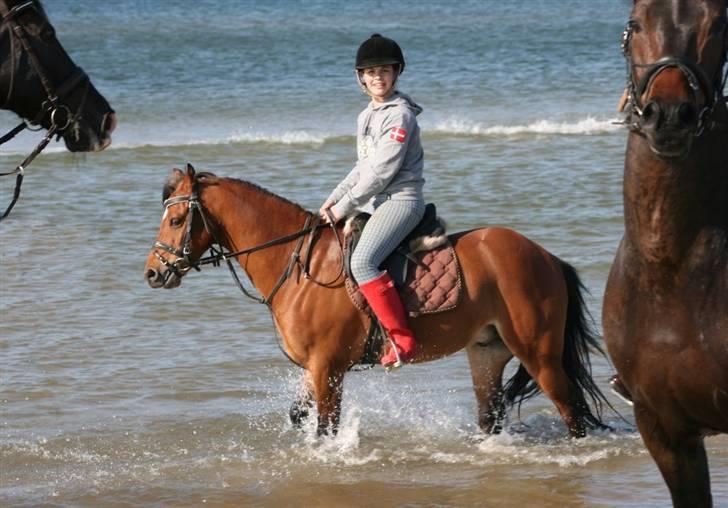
[185,163,196,178]
[172,167,184,180]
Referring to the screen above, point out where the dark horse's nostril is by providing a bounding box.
[642,101,662,127]
[676,102,697,127]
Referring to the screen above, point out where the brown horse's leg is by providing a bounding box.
[466,328,513,433]
[496,318,585,437]
[311,364,345,436]
[290,370,315,428]
[634,405,712,508]
[532,357,586,438]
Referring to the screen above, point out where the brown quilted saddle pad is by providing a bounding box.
[345,239,463,317]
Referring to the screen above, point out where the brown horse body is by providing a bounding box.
[603,1,728,506]
[145,166,608,438]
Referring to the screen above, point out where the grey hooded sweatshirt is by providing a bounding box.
[328,91,425,218]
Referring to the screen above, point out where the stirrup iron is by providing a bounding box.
[384,337,403,372]
[609,376,634,407]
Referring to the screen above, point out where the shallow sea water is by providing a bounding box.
[2,1,727,506]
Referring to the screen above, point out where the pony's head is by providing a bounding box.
[144,164,216,289]
[0,0,116,151]
[621,0,727,158]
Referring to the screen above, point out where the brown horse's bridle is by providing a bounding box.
[0,0,91,222]
[153,189,344,306]
[620,18,728,136]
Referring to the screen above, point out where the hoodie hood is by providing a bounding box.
[370,91,423,116]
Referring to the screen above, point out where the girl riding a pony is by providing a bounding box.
[319,34,426,369]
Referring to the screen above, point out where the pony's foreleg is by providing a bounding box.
[311,365,345,436]
[466,327,513,434]
[290,370,315,428]
[634,405,712,508]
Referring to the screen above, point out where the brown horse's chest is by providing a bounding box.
[604,242,728,376]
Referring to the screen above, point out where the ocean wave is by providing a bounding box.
[105,116,624,150]
[0,117,622,156]
[108,130,340,150]
[430,116,622,137]
[106,116,621,150]
[0,130,343,157]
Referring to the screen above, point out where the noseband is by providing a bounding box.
[0,0,91,222]
[620,19,728,136]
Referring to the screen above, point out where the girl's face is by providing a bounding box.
[360,65,397,102]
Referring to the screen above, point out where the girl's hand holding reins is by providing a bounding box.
[319,202,340,224]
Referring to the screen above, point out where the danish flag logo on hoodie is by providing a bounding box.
[389,127,407,143]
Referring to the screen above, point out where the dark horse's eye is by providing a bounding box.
[36,21,57,43]
[710,18,727,36]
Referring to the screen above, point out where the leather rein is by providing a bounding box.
[0,0,90,222]
[153,190,345,306]
[619,18,728,136]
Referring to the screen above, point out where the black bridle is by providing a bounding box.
[619,18,728,136]
[0,0,91,222]
[153,190,344,306]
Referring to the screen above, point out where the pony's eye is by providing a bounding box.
[170,217,184,227]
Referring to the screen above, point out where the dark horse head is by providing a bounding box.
[0,0,116,152]
[621,0,727,159]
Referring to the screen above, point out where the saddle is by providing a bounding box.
[344,203,463,318]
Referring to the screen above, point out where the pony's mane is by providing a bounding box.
[221,176,308,212]
[161,170,307,213]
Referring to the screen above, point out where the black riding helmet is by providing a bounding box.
[355,33,405,73]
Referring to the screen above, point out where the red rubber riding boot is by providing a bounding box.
[358,272,418,369]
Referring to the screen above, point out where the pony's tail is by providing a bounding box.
[503,257,611,430]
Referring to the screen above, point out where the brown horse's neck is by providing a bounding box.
[201,178,312,299]
[623,124,728,269]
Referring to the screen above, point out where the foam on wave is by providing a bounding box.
[0,117,623,156]
[431,116,622,137]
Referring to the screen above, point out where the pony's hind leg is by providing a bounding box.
[532,354,587,437]
[496,317,587,437]
[290,370,315,429]
[466,326,513,434]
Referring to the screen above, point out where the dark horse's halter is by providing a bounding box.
[153,186,344,306]
[0,0,91,222]
[620,18,728,136]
